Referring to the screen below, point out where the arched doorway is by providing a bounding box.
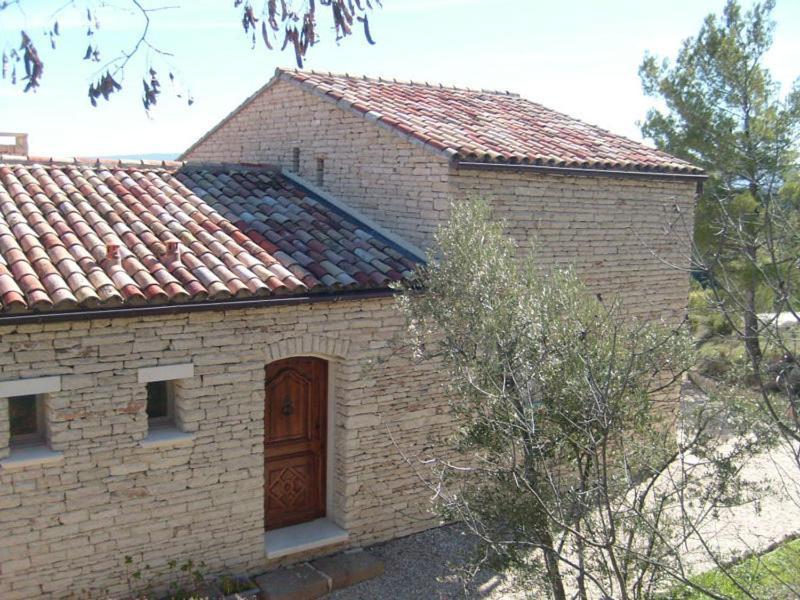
[264,357,328,531]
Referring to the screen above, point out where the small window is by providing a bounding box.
[292,147,300,172]
[146,381,174,428]
[316,157,324,186]
[9,394,44,447]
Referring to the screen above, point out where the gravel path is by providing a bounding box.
[680,380,800,570]
[329,524,520,600]
[757,311,800,327]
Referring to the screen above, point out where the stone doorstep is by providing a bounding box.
[256,549,384,600]
[310,549,384,590]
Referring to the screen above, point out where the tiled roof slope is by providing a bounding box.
[277,69,701,174]
[0,159,418,315]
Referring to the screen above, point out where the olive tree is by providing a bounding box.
[395,199,758,599]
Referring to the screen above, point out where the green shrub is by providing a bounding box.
[667,538,800,599]
[689,285,734,338]
[696,339,748,380]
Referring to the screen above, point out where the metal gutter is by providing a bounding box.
[456,161,708,182]
[0,288,397,327]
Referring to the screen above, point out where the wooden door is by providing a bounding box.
[264,357,327,530]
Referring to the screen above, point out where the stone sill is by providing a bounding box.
[265,518,349,559]
[0,445,64,471]
[140,428,195,449]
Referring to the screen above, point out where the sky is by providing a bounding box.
[1,0,799,157]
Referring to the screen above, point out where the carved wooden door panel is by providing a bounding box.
[264,357,327,530]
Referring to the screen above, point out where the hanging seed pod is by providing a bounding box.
[358,15,374,45]
[261,22,273,49]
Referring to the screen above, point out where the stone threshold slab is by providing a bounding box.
[264,518,349,560]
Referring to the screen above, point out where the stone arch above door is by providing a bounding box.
[265,334,351,362]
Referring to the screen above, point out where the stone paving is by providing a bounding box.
[677,383,800,573]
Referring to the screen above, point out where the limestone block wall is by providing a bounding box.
[0,298,448,599]
[451,168,697,322]
[0,396,8,460]
[182,78,452,251]
[0,132,28,156]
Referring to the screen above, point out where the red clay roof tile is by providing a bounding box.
[274,69,702,174]
[0,160,419,315]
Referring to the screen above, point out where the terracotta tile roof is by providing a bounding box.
[0,158,419,315]
[275,69,701,174]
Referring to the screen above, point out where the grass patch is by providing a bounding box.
[218,575,257,595]
[668,538,800,599]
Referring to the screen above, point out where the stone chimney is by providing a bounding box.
[0,132,29,156]
[105,243,121,265]
[165,240,182,263]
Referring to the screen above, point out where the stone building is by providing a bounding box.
[183,69,704,320]
[0,70,703,598]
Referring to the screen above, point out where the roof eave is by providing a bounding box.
[454,160,707,182]
[0,288,398,326]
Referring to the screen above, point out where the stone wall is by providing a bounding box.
[0,298,448,599]
[0,132,28,156]
[451,168,697,322]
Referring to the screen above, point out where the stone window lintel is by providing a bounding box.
[137,363,194,384]
[0,375,62,398]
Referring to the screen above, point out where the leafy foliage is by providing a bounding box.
[640,0,800,358]
[641,1,800,467]
[0,1,380,110]
[640,0,799,188]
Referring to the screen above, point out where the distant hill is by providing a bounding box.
[105,153,180,161]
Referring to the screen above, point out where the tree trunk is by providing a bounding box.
[539,528,568,600]
[743,243,762,364]
[575,529,589,600]
[522,437,566,600]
